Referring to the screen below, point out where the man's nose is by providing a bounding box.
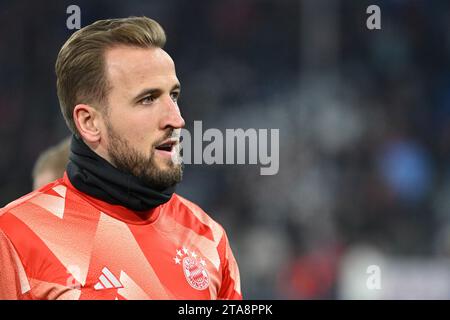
[161,96,185,130]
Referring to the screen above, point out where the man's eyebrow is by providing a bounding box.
[132,83,181,102]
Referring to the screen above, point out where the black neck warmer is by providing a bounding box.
[66,135,175,211]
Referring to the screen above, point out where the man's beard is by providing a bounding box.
[105,121,183,191]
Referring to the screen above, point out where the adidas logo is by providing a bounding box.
[94,267,123,290]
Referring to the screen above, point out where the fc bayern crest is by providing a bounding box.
[173,247,209,291]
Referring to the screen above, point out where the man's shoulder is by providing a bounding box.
[167,193,226,240]
[170,193,221,225]
[0,178,66,222]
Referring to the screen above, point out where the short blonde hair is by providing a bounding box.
[55,16,166,135]
[32,137,71,184]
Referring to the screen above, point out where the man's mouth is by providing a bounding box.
[155,138,178,153]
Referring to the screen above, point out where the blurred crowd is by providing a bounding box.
[1,0,450,299]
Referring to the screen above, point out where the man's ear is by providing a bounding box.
[73,104,103,143]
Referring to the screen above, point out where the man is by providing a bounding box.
[0,17,241,300]
[32,137,71,190]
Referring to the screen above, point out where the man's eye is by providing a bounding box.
[140,96,155,105]
[171,92,180,102]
